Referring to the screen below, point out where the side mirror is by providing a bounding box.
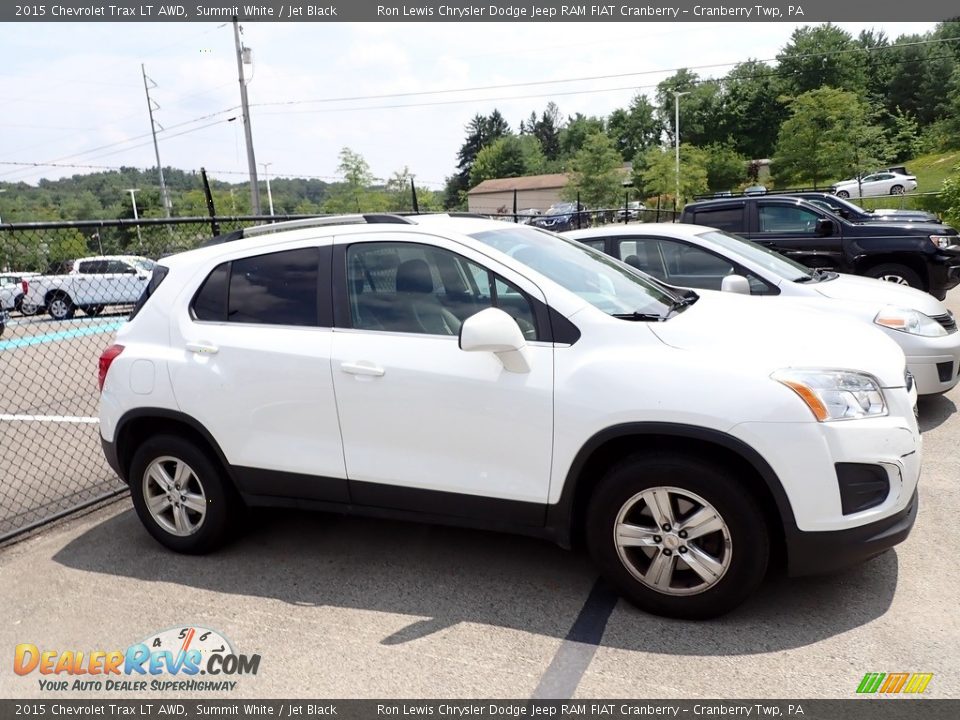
[721,275,751,295]
[815,218,835,236]
[459,307,530,373]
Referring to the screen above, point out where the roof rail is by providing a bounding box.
[242,213,415,238]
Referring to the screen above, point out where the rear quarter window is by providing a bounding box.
[129,265,169,320]
[692,206,744,232]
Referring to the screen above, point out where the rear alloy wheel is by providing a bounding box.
[18,299,39,316]
[890,185,905,195]
[47,294,74,321]
[864,263,922,290]
[836,190,850,199]
[129,434,238,554]
[587,452,769,619]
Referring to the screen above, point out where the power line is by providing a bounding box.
[248,34,960,110]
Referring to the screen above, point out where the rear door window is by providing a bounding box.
[691,206,744,232]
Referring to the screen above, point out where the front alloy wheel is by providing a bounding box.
[614,487,732,596]
[587,452,769,619]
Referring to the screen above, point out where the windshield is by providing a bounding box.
[696,230,816,283]
[132,258,157,272]
[469,226,681,317]
[546,204,576,216]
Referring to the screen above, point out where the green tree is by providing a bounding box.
[777,24,866,97]
[607,94,662,161]
[702,144,748,192]
[773,87,888,188]
[721,60,788,159]
[469,135,546,187]
[941,167,960,228]
[324,147,377,213]
[445,111,512,208]
[561,132,624,208]
[559,114,605,160]
[636,144,709,203]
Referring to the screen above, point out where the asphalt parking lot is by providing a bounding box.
[1,296,959,700]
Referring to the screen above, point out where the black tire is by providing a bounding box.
[864,263,923,290]
[890,185,904,195]
[46,293,75,321]
[586,452,769,620]
[836,190,850,198]
[13,294,23,314]
[83,304,105,317]
[128,434,239,554]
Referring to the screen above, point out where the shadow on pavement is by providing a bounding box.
[917,393,956,433]
[53,506,899,656]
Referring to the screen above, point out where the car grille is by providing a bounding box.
[932,312,957,333]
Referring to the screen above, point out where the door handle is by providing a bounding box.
[186,342,219,355]
[341,361,385,377]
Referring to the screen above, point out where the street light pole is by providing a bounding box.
[261,162,274,216]
[126,188,142,250]
[674,91,691,211]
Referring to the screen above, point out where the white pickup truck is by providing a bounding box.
[22,256,156,320]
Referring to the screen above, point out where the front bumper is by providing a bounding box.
[786,488,918,576]
[895,330,960,395]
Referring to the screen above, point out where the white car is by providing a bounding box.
[99,214,919,620]
[22,256,155,320]
[567,223,960,396]
[0,272,40,314]
[832,172,918,199]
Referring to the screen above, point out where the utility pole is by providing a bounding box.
[141,64,172,218]
[261,162,274,216]
[674,91,690,211]
[126,188,142,250]
[233,16,261,214]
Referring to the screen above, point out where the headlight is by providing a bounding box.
[930,235,955,249]
[874,307,947,337]
[772,369,887,422]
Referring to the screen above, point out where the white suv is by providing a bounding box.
[98,215,921,619]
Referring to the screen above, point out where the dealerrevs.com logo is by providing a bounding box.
[14,626,260,692]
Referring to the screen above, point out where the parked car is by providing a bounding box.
[616,201,645,221]
[566,223,960,395]
[833,171,918,199]
[22,256,155,321]
[743,184,767,195]
[680,195,960,299]
[0,272,40,314]
[530,202,590,232]
[781,192,942,224]
[516,208,542,225]
[100,213,919,620]
[0,308,6,337]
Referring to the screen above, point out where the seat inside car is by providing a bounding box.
[395,258,462,335]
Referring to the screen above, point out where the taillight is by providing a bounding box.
[21,279,28,294]
[98,344,124,392]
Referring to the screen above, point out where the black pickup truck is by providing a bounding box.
[680,196,960,299]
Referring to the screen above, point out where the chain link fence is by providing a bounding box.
[0,214,316,542]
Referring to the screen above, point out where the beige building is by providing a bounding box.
[466,173,570,215]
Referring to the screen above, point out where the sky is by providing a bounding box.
[0,20,940,197]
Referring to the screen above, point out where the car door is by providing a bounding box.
[750,201,844,271]
[169,243,348,502]
[615,237,775,294]
[329,234,554,522]
[74,260,107,305]
[104,259,144,304]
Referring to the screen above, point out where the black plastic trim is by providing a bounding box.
[233,466,349,504]
[546,422,797,547]
[937,361,954,383]
[835,462,890,515]
[786,489,918,576]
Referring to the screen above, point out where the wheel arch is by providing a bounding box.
[547,423,793,567]
[114,408,235,490]
[854,254,928,290]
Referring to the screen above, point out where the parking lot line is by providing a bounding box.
[0,320,124,351]
[532,578,620,699]
[0,414,99,423]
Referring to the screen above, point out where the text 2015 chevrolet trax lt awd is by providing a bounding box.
[99,215,920,619]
